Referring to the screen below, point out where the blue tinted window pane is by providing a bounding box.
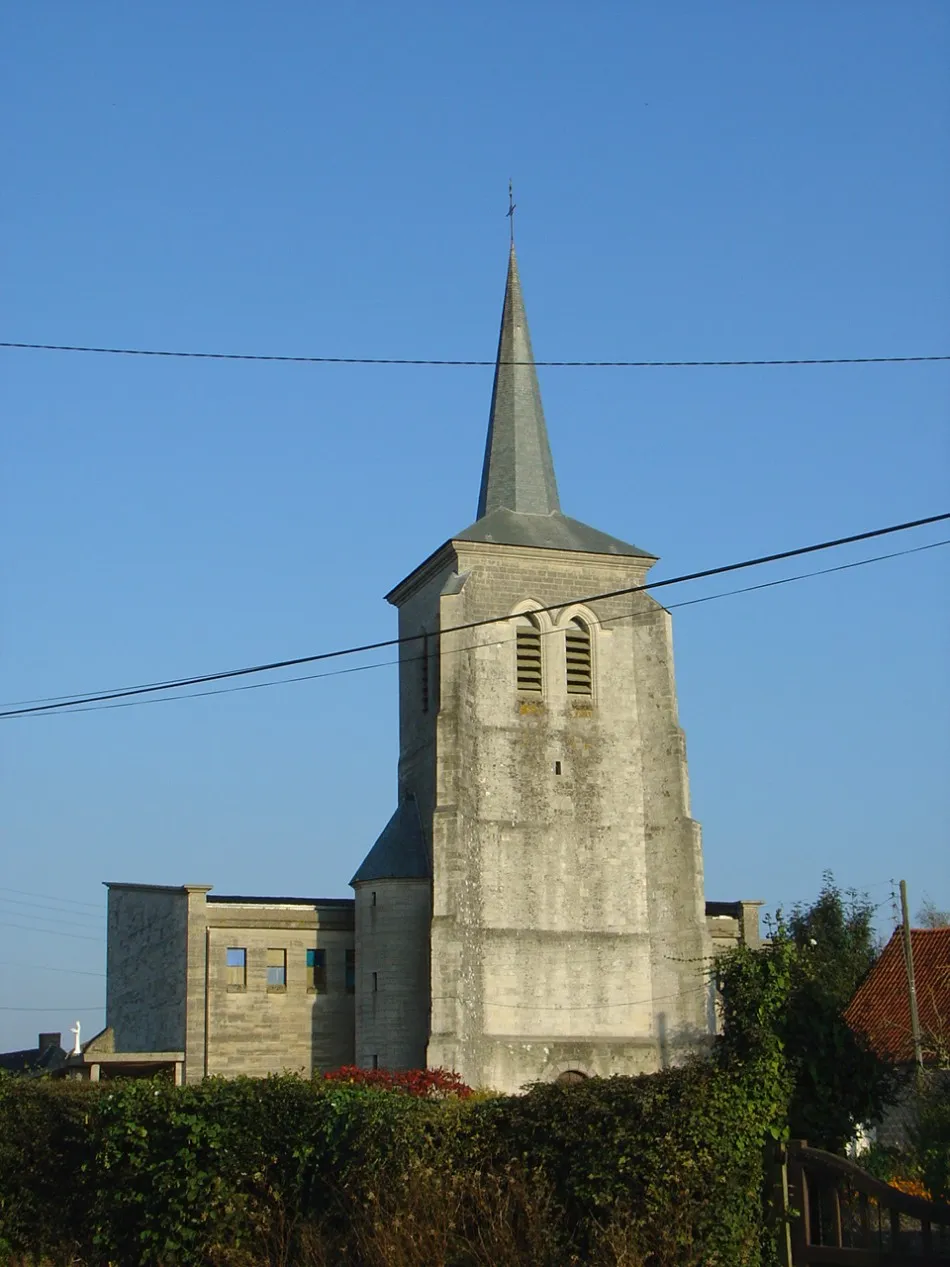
[306,949,316,968]
[226,948,246,968]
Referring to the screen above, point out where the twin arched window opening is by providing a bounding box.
[515,615,592,698]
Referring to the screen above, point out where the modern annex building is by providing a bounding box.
[96,244,761,1092]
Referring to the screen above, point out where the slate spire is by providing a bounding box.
[476,245,561,519]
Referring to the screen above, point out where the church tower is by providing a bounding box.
[352,244,711,1092]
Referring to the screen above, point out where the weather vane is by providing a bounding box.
[507,179,516,244]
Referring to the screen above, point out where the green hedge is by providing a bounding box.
[0,1058,786,1267]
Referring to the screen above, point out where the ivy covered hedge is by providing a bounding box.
[0,1053,786,1267]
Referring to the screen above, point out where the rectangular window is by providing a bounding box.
[372,970,378,992]
[371,1054,379,1070]
[266,947,286,989]
[226,947,246,989]
[345,948,356,995]
[306,948,327,993]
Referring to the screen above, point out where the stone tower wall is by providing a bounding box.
[399,540,712,1093]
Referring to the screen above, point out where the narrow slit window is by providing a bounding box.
[421,632,430,714]
[345,948,356,995]
[516,618,543,693]
[307,948,327,993]
[565,619,593,696]
[267,948,287,989]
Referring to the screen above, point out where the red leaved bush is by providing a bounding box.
[322,1065,473,1099]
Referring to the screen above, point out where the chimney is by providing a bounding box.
[38,1032,62,1052]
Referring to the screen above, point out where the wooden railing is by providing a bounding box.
[776,1140,950,1266]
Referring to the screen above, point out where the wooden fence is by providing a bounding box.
[775,1140,950,1266]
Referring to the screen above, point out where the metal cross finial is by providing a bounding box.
[507,179,516,243]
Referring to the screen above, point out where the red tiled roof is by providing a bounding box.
[845,928,950,1064]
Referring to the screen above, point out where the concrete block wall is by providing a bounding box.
[106,883,189,1054]
[202,901,354,1079]
[105,885,355,1083]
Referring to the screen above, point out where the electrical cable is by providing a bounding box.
[14,536,949,718]
[0,885,103,910]
[3,512,947,719]
[0,921,101,942]
[3,341,948,368]
[0,896,103,922]
[0,905,102,933]
[0,1005,104,1012]
[0,962,106,978]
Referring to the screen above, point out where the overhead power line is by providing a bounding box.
[0,961,106,979]
[14,537,949,718]
[0,885,102,910]
[0,902,102,933]
[0,1005,104,1013]
[3,512,947,720]
[2,340,948,369]
[0,921,101,942]
[0,895,103,922]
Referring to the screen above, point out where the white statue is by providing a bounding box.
[70,1020,81,1056]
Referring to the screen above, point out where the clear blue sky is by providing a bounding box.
[2,2,948,1051]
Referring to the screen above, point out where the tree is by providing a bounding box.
[916,899,950,929]
[716,874,904,1154]
[912,1077,950,1202]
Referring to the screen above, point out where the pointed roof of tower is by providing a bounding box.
[476,244,560,519]
[455,245,652,559]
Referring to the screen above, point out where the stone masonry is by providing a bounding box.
[106,884,354,1083]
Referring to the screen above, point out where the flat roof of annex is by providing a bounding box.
[104,883,354,909]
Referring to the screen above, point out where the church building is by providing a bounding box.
[96,243,760,1092]
[351,242,715,1092]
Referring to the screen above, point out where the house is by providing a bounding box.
[846,927,950,1068]
[845,926,950,1146]
[0,1032,68,1076]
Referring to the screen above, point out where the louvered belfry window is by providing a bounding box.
[565,618,593,696]
[515,618,543,693]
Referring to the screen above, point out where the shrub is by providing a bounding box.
[912,1076,950,1203]
[322,1065,472,1099]
[0,1062,785,1267]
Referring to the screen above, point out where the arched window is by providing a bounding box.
[555,1069,587,1086]
[565,618,592,696]
[515,615,543,694]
